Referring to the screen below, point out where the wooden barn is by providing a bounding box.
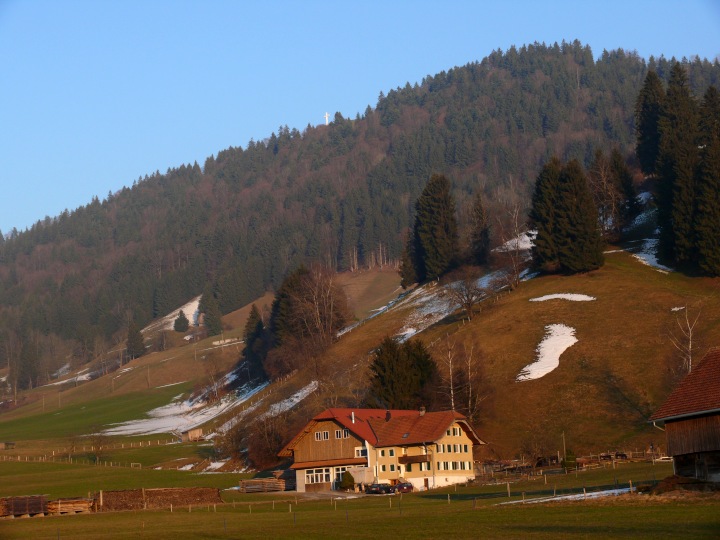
[650,348,720,482]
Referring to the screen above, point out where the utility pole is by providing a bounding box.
[562,431,567,460]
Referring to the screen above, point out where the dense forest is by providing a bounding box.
[1,41,719,389]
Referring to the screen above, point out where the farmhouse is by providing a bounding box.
[650,347,720,482]
[181,427,203,442]
[278,407,484,492]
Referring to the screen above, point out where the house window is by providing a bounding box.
[420,462,431,471]
[381,465,386,472]
[335,429,342,439]
[390,464,395,472]
[334,467,349,481]
[406,464,412,472]
[315,431,329,441]
[343,428,350,438]
[355,447,367,458]
[380,450,385,457]
[437,444,443,453]
[446,429,451,436]
[306,468,331,484]
[389,449,395,457]
[464,444,468,453]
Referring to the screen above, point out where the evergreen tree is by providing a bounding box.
[126,319,145,360]
[610,148,639,221]
[695,86,720,276]
[202,293,223,337]
[555,160,605,273]
[635,70,665,176]
[412,174,459,281]
[469,192,491,265]
[242,303,268,377]
[529,157,562,273]
[366,337,437,409]
[268,266,310,347]
[656,63,699,266]
[399,234,418,289]
[173,309,189,332]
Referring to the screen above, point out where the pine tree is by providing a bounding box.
[695,86,720,276]
[635,70,665,176]
[202,293,223,337]
[554,160,604,274]
[529,157,562,273]
[242,303,267,378]
[469,192,490,265]
[366,337,437,409]
[173,310,189,332]
[656,63,699,266]
[412,174,459,281]
[610,148,639,222]
[126,319,146,360]
[398,234,417,289]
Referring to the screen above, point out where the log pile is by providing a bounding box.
[47,498,93,514]
[239,479,286,493]
[97,487,222,511]
[0,495,47,517]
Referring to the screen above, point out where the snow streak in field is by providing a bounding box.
[530,294,596,302]
[516,324,577,382]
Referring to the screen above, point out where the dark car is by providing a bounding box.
[365,483,394,494]
[395,482,414,493]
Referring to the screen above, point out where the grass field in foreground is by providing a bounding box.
[0,491,718,539]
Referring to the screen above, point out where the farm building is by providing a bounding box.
[279,407,484,492]
[650,347,720,482]
[181,428,203,442]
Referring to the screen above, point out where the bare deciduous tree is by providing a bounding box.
[669,303,703,375]
[446,268,489,321]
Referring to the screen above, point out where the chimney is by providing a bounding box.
[351,411,355,424]
[419,406,426,416]
[385,409,391,422]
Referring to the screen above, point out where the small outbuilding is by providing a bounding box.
[650,348,720,482]
[181,428,203,442]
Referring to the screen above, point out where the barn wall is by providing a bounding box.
[666,414,720,456]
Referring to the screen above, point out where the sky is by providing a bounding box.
[1,0,719,234]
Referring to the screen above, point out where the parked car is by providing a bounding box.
[614,452,628,460]
[395,482,414,493]
[365,483,394,494]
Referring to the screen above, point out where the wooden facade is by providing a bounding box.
[665,414,720,456]
[291,420,365,463]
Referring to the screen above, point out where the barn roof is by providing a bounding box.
[650,348,720,422]
[278,408,484,458]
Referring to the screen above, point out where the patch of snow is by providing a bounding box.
[142,295,202,334]
[637,191,652,204]
[494,230,536,252]
[262,381,318,419]
[119,367,134,374]
[530,294,596,302]
[516,324,578,382]
[499,487,631,505]
[0,375,6,383]
[178,464,194,471]
[103,380,269,436]
[205,460,228,471]
[671,306,685,312]
[155,381,187,389]
[629,238,672,274]
[53,363,70,378]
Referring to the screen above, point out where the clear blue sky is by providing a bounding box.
[1,0,719,234]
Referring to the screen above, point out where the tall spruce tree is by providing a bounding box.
[366,337,437,409]
[635,70,665,176]
[656,63,699,266]
[126,319,145,360]
[469,192,491,265]
[529,157,562,273]
[173,309,189,332]
[242,303,268,378]
[554,160,604,273]
[399,234,418,289]
[412,174,459,281]
[610,148,639,222]
[695,86,720,276]
[202,292,223,337]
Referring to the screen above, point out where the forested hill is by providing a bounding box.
[1,42,719,379]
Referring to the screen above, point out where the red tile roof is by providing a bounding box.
[279,408,485,458]
[650,348,720,422]
[369,410,484,446]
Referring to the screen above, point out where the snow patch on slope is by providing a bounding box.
[530,294,596,302]
[516,324,578,382]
